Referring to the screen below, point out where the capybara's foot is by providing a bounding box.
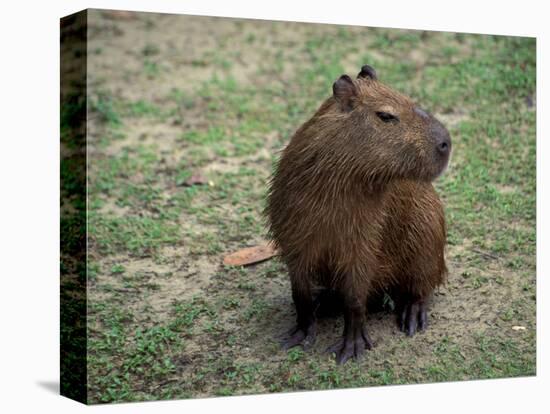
[282,324,316,351]
[398,299,428,336]
[326,326,373,364]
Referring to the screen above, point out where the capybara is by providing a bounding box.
[265,65,451,364]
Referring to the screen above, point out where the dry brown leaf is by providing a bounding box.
[223,244,279,266]
[180,174,209,187]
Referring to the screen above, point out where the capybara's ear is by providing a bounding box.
[333,74,357,111]
[357,64,377,80]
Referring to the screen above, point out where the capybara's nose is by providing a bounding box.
[432,120,451,157]
[436,135,451,156]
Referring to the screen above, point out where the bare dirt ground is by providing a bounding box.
[84,10,536,403]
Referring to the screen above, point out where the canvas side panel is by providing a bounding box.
[60,9,88,405]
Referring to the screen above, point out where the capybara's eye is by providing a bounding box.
[376,111,399,123]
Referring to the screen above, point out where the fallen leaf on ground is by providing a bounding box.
[223,244,279,266]
[180,174,209,187]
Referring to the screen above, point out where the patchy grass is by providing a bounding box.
[84,10,535,404]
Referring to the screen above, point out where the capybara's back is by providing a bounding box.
[266,65,451,364]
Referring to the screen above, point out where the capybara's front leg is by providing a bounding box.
[326,291,373,364]
[282,276,316,350]
[397,296,429,336]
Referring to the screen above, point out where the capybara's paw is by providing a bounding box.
[282,325,316,351]
[326,327,373,364]
[398,300,428,336]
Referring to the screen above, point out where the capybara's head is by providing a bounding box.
[298,65,452,188]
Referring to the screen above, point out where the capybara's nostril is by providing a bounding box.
[436,137,451,156]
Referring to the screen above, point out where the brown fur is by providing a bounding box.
[265,66,451,364]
